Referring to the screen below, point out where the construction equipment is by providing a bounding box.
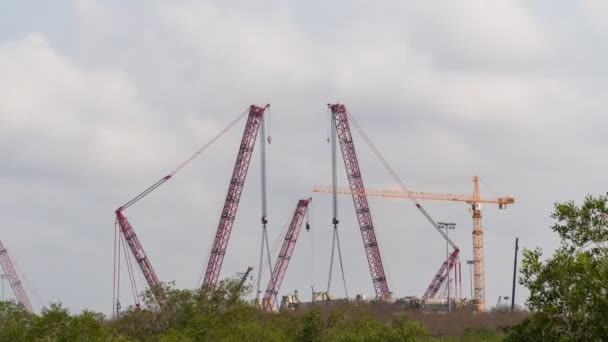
[262,198,311,311]
[423,249,460,300]
[0,240,33,312]
[112,108,252,312]
[202,104,270,289]
[230,266,253,304]
[327,103,390,299]
[314,176,514,311]
[115,208,164,308]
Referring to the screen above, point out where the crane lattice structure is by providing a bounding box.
[328,103,390,299]
[262,198,311,311]
[0,240,33,312]
[423,248,460,300]
[314,176,514,311]
[201,104,270,289]
[114,207,164,310]
[112,106,253,312]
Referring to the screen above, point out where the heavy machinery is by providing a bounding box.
[313,176,514,311]
[327,103,390,299]
[114,207,164,310]
[262,198,311,311]
[423,248,461,301]
[230,266,253,304]
[201,105,270,289]
[112,106,254,312]
[0,240,33,312]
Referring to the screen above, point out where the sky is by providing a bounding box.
[1,0,608,314]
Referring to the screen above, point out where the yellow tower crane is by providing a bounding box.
[313,176,514,312]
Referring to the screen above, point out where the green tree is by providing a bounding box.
[507,195,608,341]
[0,300,36,341]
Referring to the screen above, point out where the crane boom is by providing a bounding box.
[262,198,311,311]
[422,248,460,299]
[328,103,390,299]
[313,185,514,206]
[0,240,33,312]
[202,104,269,289]
[115,209,164,305]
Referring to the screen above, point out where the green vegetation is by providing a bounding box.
[0,279,506,341]
[3,195,607,341]
[505,195,608,341]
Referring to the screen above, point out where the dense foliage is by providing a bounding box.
[505,195,608,341]
[0,278,505,341]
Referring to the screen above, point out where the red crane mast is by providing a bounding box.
[328,103,390,299]
[115,208,163,303]
[201,104,270,289]
[0,240,33,312]
[262,198,311,311]
[113,109,251,311]
[422,248,460,299]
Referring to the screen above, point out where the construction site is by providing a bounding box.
[1,103,517,317]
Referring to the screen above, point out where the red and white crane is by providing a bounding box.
[113,107,252,313]
[201,104,270,289]
[114,204,164,310]
[262,198,311,311]
[327,103,390,299]
[0,240,33,313]
[422,249,460,300]
[326,104,467,303]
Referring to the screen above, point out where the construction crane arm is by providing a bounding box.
[314,185,459,250]
[202,104,270,289]
[115,209,165,306]
[262,198,311,311]
[313,185,514,206]
[328,103,390,299]
[0,240,33,312]
[112,107,251,310]
[422,248,460,299]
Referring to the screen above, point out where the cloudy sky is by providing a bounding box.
[2,0,608,314]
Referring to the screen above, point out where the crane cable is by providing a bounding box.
[120,108,250,210]
[345,110,458,250]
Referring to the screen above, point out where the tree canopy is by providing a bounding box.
[506,195,608,341]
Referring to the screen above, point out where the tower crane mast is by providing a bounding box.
[0,240,33,312]
[328,103,390,299]
[202,104,270,289]
[262,198,311,311]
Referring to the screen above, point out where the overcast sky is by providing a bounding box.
[2,0,608,314]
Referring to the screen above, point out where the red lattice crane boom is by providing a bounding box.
[0,240,33,312]
[112,108,252,312]
[262,198,311,311]
[115,208,163,303]
[423,248,460,299]
[328,103,390,299]
[201,104,270,289]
